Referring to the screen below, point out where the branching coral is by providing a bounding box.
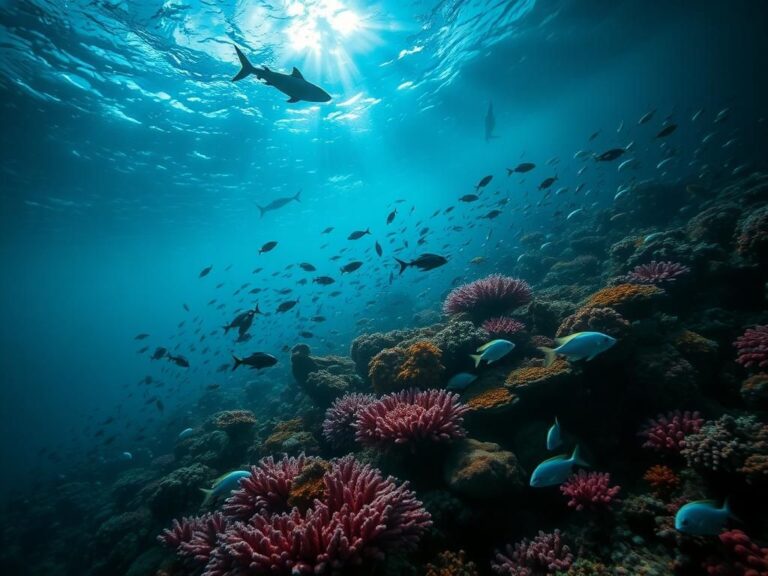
[560,470,620,511]
[740,373,768,410]
[734,325,768,371]
[426,550,479,576]
[396,341,445,389]
[492,530,574,575]
[505,359,572,391]
[642,465,680,496]
[639,410,704,454]
[583,283,663,313]
[681,414,768,475]
[705,529,768,576]
[556,306,630,339]
[625,260,690,284]
[481,317,527,339]
[443,275,533,321]
[322,393,376,448]
[355,388,468,448]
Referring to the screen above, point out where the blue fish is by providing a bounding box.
[675,499,733,535]
[446,372,478,391]
[470,339,515,367]
[530,445,587,487]
[538,331,616,367]
[178,427,195,440]
[201,470,251,504]
[546,418,562,451]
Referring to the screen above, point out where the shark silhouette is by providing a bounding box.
[232,46,331,103]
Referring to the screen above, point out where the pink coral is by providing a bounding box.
[321,392,377,448]
[625,260,690,284]
[354,388,468,448]
[734,325,768,371]
[157,513,228,565]
[160,455,431,575]
[639,410,704,454]
[492,530,574,576]
[443,275,533,321]
[705,529,768,576]
[481,317,527,339]
[559,471,621,511]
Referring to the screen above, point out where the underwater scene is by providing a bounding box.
[2,0,768,574]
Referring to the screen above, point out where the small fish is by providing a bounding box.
[546,417,562,451]
[691,108,703,122]
[386,209,397,224]
[121,451,133,461]
[178,427,195,440]
[276,299,299,313]
[232,352,278,370]
[595,148,625,162]
[481,209,502,220]
[507,162,535,175]
[341,261,363,274]
[459,194,479,202]
[259,241,278,254]
[151,347,168,360]
[299,263,316,272]
[617,158,636,172]
[538,176,557,190]
[299,331,314,338]
[446,372,478,391]
[657,157,675,170]
[321,227,334,234]
[395,253,448,274]
[566,208,583,220]
[311,316,326,322]
[538,332,616,367]
[644,232,663,243]
[638,109,656,124]
[530,446,587,487]
[348,229,371,240]
[199,266,212,278]
[168,354,190,368]
[257,189,301,218]
[475,174,493,191]
[589,130,600,141]
[201,470,251,504]
[675,499,733,535]
[134,333,149,340]
[313,276,335,285]
[470,256,486,265]
[470,339,515,367]
[375,241,383,257]
[714,107,730,124]
[656,124,678,138]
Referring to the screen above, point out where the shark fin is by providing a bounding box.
[287,97,300,103]
[291,67,304,79]
[232,45,255,82]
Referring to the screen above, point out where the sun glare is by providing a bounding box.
[284,0,367,54]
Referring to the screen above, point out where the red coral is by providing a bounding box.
[158,513,228,565]
[160,456,431,575]
[705,529,768,576]
[354,388,468,448]
[639,410,704,454]
[481,317,527,339]
[321,393,377,448]
[560,470,621,511]
[443,275,533,321]
[492,530,574,575]
[735,325,768,371]
[625,260,690,284]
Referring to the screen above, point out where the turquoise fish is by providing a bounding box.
[201,470,250,504]
[178,427,195,440]
[546,418,562,451]
[470,339,515,368]
[675,499,733,535]
[538,331,616,367]
[446,372,478,391]
[530,445,587,487]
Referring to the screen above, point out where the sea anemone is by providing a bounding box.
[481,317,527,339]
[443,275,533,322]
[625,260,690,284]
[321,393,376,448]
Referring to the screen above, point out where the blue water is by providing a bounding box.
[1,0,767,501]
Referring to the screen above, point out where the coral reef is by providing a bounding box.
[396,340,445,389]
[481,316,527,339]
[321,392,376,448]
[559,470,621,511]
[368,346,406,393]
[426,550,479,576]
[583,283,664,315]
[681,414,768,476]
[464,386,519,414]
[492,530,574,575]
[262,418,319,456]
[740,373,768,410]
[642,465,680,496]
[705,529,768,576]
[443,275,533,322]
[625,260,691,285]
[639,410,704,454]
[290,344,361,406]
[734,325,768,371]
[556,306,631,339]
[442,438,525,498]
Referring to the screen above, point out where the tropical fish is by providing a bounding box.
[178,427,195,440]
[475,175,493,191]
[470,339,515,367]
[530,446,587,487]
[546,417,562,451]
[232,352,278,370]
[313,276,335,285]
[276,299,299,313]
[340,261,363,274]
[538,332,617,367]
[394,253,448,274]
[375,241,383,257]
[638,109,656,124]
[459,194,479,202]
[257,190,301,217]
[167,354,190,368]
[201,470,252,504]
[539,176,558,190]
[656,123,678,138]
[507,162,536,175]
[299,263,316,272]
[151,347,168,360]
[321,227,334,234]
[446,372,478,391]
[595,148,625,162]
[348,229,370,240]
[675,499,733,535]
[199,266,212,278]
[259,241,278,254]
[134,333,149,340]
[386,209,397,224]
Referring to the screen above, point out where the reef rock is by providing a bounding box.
[291,344,362,407]
[443,438,525,499]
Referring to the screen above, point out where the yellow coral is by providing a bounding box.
[396,341,445,389]
[584,283,663,310]
[505,359,570,389]
[465,387,517,412]
[287,460,331,512]
[426,550,479,576]
[368,347,405,393]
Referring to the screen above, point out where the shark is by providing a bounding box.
[232,46,331,103]
[257,189,301,218]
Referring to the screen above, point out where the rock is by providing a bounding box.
[443,439,525,499]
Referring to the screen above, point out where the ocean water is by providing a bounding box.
[1,0,768,574]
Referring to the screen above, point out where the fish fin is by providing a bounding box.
[723,496,742,523]
[294,189,301,202]
[232,45,255,82]
[291,67,304,79]
[538,346,556,367]
[540,453,569,464]
[470,354,482,368]
[586,352,598,361]
[476,340,496,352]
[200,488,213,505]
[257,205,265,218]
[571,445,589,468]
[254,303,261,315]
[287,97,300,103]
[554,333,581,346]
[231,355,242,371]
[394,258,408,275]
[506,168,513,176]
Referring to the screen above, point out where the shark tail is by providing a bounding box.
[232,45,256,82]
[395,258,409,275]
[232,355,242,371]
[538,346,557,368]
[294,189,301,202]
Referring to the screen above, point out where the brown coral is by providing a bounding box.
[368,347,406,393]
[505,359,572,390]
[556,306,630,339]
[464,387,518,413]
[396,341,445,389]
[287,459,332,512]
[583,283,664,315]
[213,410,256,439]
[263,418,318,456]
[426,550,479,576]
[642,465,680,496]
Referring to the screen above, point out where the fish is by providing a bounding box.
[691,108,703,122]
[643,232,663,243]
[199,266,212,278]
[530,446,587,487]
[311,316,326,322]
[178,427,195,440]
[134,333,149,340]
[538,332,617,367]
[232,352,278,370]
[299,263,316,272]
[223,307,260,335]
[299,331,314,338]
[484,101,496,141]
[475,175,493,191]
[566,208,583,220]
[481,209,501,220]
[507,162,535,175]
[375,241,383,257]
[656,124,678,138]
[313,276,335,285]
[446,372,478,391]
[589,130,600,141]
[595,148,625,162]
[232,46,331,103]
[714,107,730,124]
[386,209,397,224]
[459,194,479,202]
[348,229,371,240]
[201,470,252,504]
[321,227,334,234]
[257,189,301,218]
[151,347,168,360]
[259,241,278,254]
[340,261,363,274]
[276,299,299,313]
[674,499,733,535]
[121,451,133,461]
[470,339,515,367]
[546,417,562,451]
[538,176,558,190]
[394,253,448,274]
[167,354,190,368]
[638,109,656,124]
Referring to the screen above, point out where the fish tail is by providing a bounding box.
[232,355,242,371]
[254,303,261,315]
[232,45,256,82]
[294,189,301,202]
[394,258,409,275]
[571,444,589,468]
[365,228,370,235]
[470,354,482,368]
[538,346,556,367]
[200,488,214,505]
[506,168,513,176]
[257,205,265,218]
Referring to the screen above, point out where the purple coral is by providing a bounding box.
[492,530,574,575]
[681,414,767,474]
[321,392,376,448]
[354,388,468,448]
[481,317,527,339]
[443,274,533,321]
[560,471,621,511]
[159,455,431,575]
[626,260,690,284]
[734,325,768,371]
[639,410,704,454]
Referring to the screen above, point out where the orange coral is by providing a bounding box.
[505,359,571,389]
[396,341,445,389]
[584,283,663,311]
[287,459,331,512]
[368,347,406,393]
[263,418,318,455]
[642,465,679,496]
[465,387,517,412]
[426,550,479,576]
